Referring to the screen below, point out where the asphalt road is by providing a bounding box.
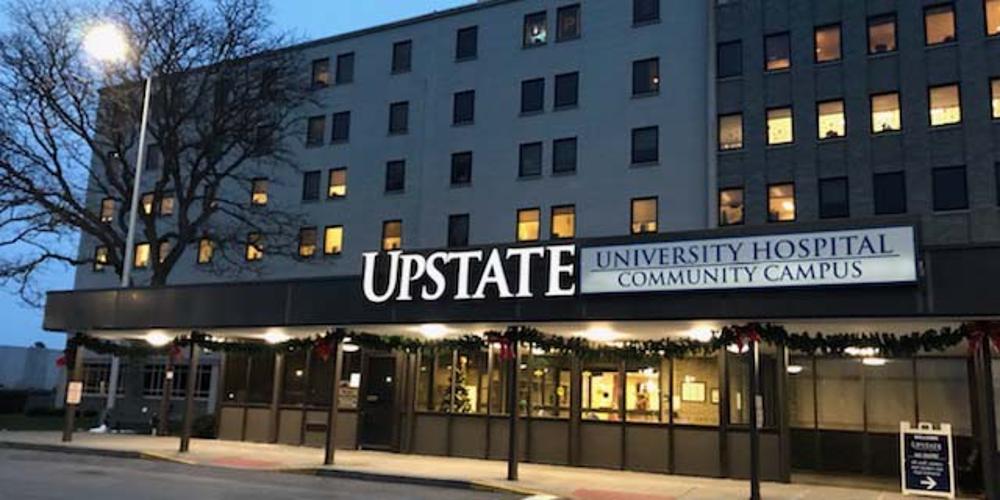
[0,448,522,500]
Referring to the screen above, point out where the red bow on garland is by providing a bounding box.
[733,324,761,352]
[314,337,333,362]
[486,331,517,361]
[55,355,66,368]
[966,321,1000,355]
[169,343,183,362]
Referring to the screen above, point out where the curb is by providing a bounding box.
[0,440,142,460]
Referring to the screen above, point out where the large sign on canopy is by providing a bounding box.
[579,226,917,295]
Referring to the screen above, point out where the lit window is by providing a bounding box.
[324,226,343,255]
[719,114,743,151]
[767,107,794,145]
[517,208,540,242]
[817,100,846,140]
[989,0,1000,36]
[197,238,214,265]
[719,188,744,226]
[158,239,171,264]
[524,12,547,47]
[765,33,790,71]
[768,184,796,222]
[991,79,1000,119]
[871,93,901,133]
[311,58,329,87]
[631,197,657,234]
[551,206,575,239]
[557,4,581,42]
[868,15,897,54]
[328,168,347,198]
[633,58,660,96]
[298,227,317,259]
[159,194,174,216]
[100,198,115,223]
[929,84,961,126]
[925,4,956,45]
[134,242,151,269]
[141,193,155,216]
[306,115,325,147]
[93,246,109,272]
[382,221,402,251]
[814,24,841,63]
[251,179,268,206]
[246,233,263,261]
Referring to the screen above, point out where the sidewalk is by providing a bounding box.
[0,431,928,499]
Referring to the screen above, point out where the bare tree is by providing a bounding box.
[0,0,311,303]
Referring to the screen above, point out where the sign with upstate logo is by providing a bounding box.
[579,226,917,294]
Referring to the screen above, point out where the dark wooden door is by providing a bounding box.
[359,355,397,449]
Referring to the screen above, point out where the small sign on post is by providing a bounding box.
[66,381,83,406]
[900,422,955,499]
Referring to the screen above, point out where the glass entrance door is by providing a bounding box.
[359,355,397,450]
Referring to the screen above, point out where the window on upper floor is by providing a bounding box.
[868,15,897,54]
[453,90,475,125]
[933,166,968,211]
[389,101,409,134]
[134,242,151,269]
[157,239,171,264]
[819,177,849,218]
[992,78,1000,119]
[633,0,659,24]
[767,107,793,145]
[517,208,541,242]
[332,111,351,142]
[324,226,343,255]
[298,227,317,259]
[456,26,478,60]
[554,72,579,108]
[519,142,543,177]
[245,233,263,261]
[719,188,744,226]
[251,178,268,206]
[99,198,115,223]
[818,100,846,140]
[306,115,325,147]
[765,33,791,71]
[553,137,577,174]
[631,197,658,235]
[93,246,109,272]
[871,92,901,133]
[140,192,155,216]
[336,52,354,84]
[925,4,956,45]
[145,144,161,171]
[874,172,907,215]
[551,205,575,240]
[328,168,347,198]
[719,114,743,151]
[385,160,405,192]
[521,78,545,114]
[557,4,581,42]
[197,237,214,265]
[448,214,470,248]
[159,193,174,217]
[382,221,402,251]
[814,24,841,63]
[633,58,660,96]
[451,152,472,186]
[717,41,742,78]
[989,0,1000,36]
[929,84,961,127]
[311,58,329,88]
[392,40,412,73]
[631,126,659,164]
[767,184,796,222]
[524,12,548,47]
[302,170,320,201]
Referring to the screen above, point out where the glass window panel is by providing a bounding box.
[246,233,263,261]
[719,114,743,150]
[631,126,659,164]
[633,0,659,24]
[141,193,155,216]
[583,362,622,421]
[298,227,317,258]
[517,208,540,242]
[989,0,1000,36]
[302,170,320,201]
[100,198,115,223]
[391,40,412,73]
[338,352,362,410]
[556,4,581,41]
[932,166,968,211]
[550,206,575,239]
[331,111,351,142]
[157,239,171,264]
[918,358,971,435]
[819,177,850,219]
[868,15,897,53]
[306,115,325,146]
[728,349,778,428]
[311,58,329,87]
[816,359,863,430]
[929,84,962,126]
[529,353,571,418]
[448,214,469,248]
[521,78,545,113]
[631,197,657,234]
[554,72,579,108]
[416,351,433,411]
[251,179,268,205]
[145,145,161,171]
[768,183,796,222]
[382,221,402,251]
[323,226,343,255]
[385,161,405,192]
[719,188,744,226]
[389,102,409,134]
[925,5,956,45]
[523,12,547,47]
[874,171,907,215]
[456,26,478,60]
[433,351,454,412]
[519,142,543,177]
[197,238,214,264]
[672,357,719,426]
[306,349,331,407]
[765,33,790,71]
[871,93,901,133]
[817,100,845,139]
[134,242,150,269]
[632,58,660,95]
[552,137,577,174]
[866,359,915,433]
[451,152,472,185]
[93,246,109,271]
[717,41,742,78]
[159,195,174,217]
[335,52,354,84]
[281,349,308,405]
[223,353,249,404]
[814,24,841,63]
[246,352,275,404]
[626,361,662,423]
[787,357,815,429]
[452,352,488,414]
[993,79,1000,119]
[767,107,793,145]
[453,90,475,124]
[328,168,347,198]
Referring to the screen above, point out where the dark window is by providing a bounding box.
[819,177,849,218]
[451,152,472,185]
[633,0,660,24]
[331,111,351,142]
[145,145,161,171]
[631,126,659,164]
[868,15,897,54]
[996,164,1000,206]
[521,78,545,113]
[557,4,581,41]
[765,32,791,71]
[552,137,577,174]
[932,166,968,211]
[311,58,329,87]
[456,26,478,60]
[453,90,475,125]
[633,58,660,95]
[389,102,409,134]
[519,142,543,177]
[302,170,321,201]
[306,115,325,147]
[873,172,907,215]
[554,72,579,108]
[524,12,548,47]
[392,40,412,73]
[717,41,742,78]
[335,52,354,84]
[386,161,406,192]
[447,214,470,248]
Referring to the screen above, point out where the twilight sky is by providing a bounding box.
[0,0,472,348]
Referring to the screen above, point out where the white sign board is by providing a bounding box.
[900,422,955,498]
[66,381,83,405]
[580,226,917,294]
